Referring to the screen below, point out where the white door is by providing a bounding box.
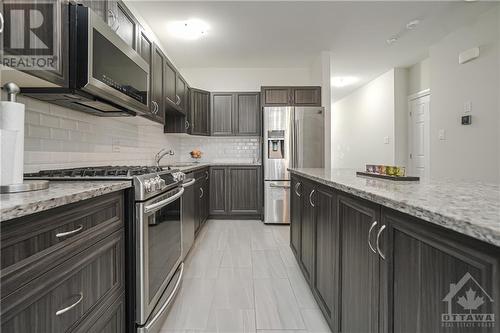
[408,93,430,178]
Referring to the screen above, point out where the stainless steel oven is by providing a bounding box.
[136,186,185,333]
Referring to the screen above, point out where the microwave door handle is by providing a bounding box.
[144,187,185,213]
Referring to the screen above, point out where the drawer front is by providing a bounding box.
[74,292,125,333]
[194,167,209,181]
[1,230,124,333]
[1,192,124,296]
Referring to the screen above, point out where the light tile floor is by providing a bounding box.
[160,219,332,333]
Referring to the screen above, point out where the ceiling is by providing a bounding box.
[130,1,497,99]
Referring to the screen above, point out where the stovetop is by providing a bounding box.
[24,165,164,179]
[25,166,185,201]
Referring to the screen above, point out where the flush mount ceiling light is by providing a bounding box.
[168,19,209,40]
[386,35,399,45]
[332,76,359,88]
[406,19,420,30]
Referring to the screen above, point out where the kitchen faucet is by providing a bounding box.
[155,148,175,167]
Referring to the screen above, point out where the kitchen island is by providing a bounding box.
[288,168,500,333]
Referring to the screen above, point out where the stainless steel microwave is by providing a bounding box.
[23,5,149,117]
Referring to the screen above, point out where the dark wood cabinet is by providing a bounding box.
[211,93,234,136]
[289,174,500,333]
[338,194,380,333]
[164,60,177,109]
[176,75,188,114]
[189,89,211,136]
[194,168,210,234]
[211,92,261,136]
[149,44,165,123]
[382,208,500,333]
[107,1,137,49]
[209,167,228,215]
[0,192,125,333]
[209,166,262,218]
[261,86,321,106]
[311,185,337,328]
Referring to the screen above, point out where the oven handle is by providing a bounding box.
[144,263,184,331]
[144,187,185,214]
[182,179,196,188]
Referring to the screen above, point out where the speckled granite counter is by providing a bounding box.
[0,181,132,221]
[289,168,500,247]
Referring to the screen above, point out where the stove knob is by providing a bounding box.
[144,180,152,192]
[159,178,166,188]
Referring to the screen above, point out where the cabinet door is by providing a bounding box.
[190,89,210,136]
[382,208,500,333]
[150,45,165,123]
[312,185,337,330]
[338,195,380,333]
[107,1,137,49]
[194,180,202,234]
[164,60,177,107]
[201,177,210,223]
[211,93,234,136]
[235,93,261,136]
[176,75,187,113]
[261,87,292,106]
[181,180,195,257]
[77,0,107,22]
[300,181,315,283]
[137,28,156,121]
[209,167,228,215]
[290,176,302,258]
[228,167,261,215]
[292,87,321,106]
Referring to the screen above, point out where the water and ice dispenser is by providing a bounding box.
[267,130,285,159]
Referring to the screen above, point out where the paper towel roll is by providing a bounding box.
[0,101,25,185]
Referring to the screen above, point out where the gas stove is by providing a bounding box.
[25,166,185,201]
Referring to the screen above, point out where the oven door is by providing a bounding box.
[136,187,184,325]
[77,6,149,115]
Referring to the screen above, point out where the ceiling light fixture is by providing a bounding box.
[332,76,359,88]
[406,19,420,30]
[168,19,209,40]
[386,36,398,45]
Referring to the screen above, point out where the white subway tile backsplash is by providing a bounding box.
[50,128,69,140]
[40,114,60,128]
[28,125,51,139]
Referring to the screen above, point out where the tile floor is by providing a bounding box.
[160,219,332,333]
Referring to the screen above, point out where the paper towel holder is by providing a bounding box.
[3,82,20,102]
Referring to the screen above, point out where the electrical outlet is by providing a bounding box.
[383,136,390,144]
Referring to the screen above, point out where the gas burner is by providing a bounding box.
[25,166,164,178]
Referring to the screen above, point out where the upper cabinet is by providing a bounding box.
[189,89,211,136]
[261,86,321,106]
[107,1,138,49]
[211,92,261,136]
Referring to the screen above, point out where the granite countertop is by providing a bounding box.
[1,181,132,221]
[289,168,500,247]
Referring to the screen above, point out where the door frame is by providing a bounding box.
[407,89,430,179]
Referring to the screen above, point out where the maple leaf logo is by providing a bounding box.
[457,288,485,313]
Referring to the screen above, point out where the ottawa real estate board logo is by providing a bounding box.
[442,272,495,329]
[1,0,60,71]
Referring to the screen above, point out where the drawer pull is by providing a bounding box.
[56,292,83,316]
[56,225,84,238]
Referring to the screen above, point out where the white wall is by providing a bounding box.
[179,67,317,92]
[394,68,409,167]
[408,58,430,95]
[333,69,397,169]
[429,6,499,182]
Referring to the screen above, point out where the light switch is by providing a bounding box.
[438,129,446,140]
[383,136,390,144]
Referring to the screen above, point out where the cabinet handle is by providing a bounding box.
[152,101,158,114]
[309,189,315,207]
[176,95,181,105]
[56,225,84,238]
[294,182,302,197]
[376,225,386,260]
[367,221,378,254]
[56,293,83,316]
[205,171,209,180]
[200,187,204,198]
[0,11,4,34]
[185,120,190,130]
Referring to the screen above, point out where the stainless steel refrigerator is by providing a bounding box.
[263,106,325,224]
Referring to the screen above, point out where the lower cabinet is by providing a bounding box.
[0,191,126,333]
[290,174,500,333]
[193,168,210,234]
[209,165,262,218]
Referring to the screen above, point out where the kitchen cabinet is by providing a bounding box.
[189,88,211,136]
[211,92,261,136]
[381,208,500,333]
[194,168,210,234]
[261,86,321,106]
[107,0,137,49]
[289,173,500,333]
[1,191,125,333]
[337,194,380,333]
[181,176,196,259]
[164,59,189,115]
[164,60,177,109]
[176,75,188,114]
[209,166,262,218]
